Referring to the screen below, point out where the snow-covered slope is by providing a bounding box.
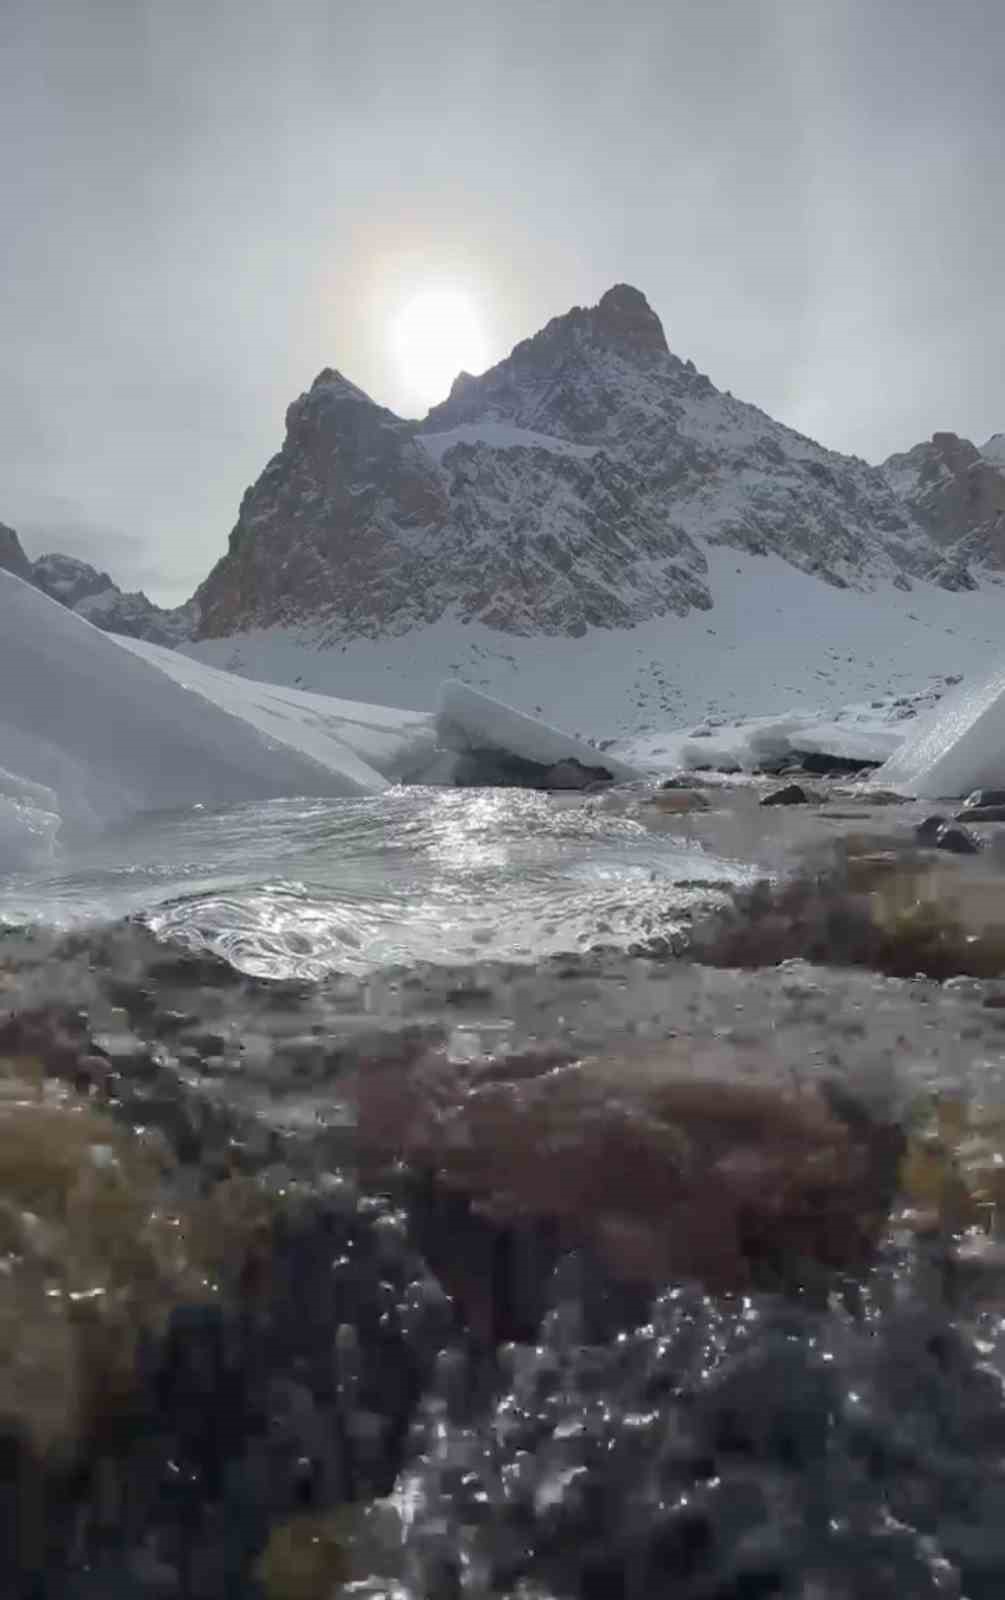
[185,547,1001,736]
[194,285,955,657]
[0,570,408,868]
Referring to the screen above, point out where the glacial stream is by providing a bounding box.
[0,785,764,978]
[5,779,1005,1597]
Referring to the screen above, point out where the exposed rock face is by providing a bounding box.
[0,522,31,581]
[884,431,1005,571]
[28,551,196,645]
[31,550,118,607]
[2,529,194,644]
[195,285,950,643]
[198,372,450,638]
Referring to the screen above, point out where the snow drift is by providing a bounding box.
[877,661,1005,798]
[617,708,906,777]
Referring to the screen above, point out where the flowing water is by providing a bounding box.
[7,782,1005,1596]
[0,786,761,978]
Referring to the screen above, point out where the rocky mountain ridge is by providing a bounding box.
[195,285,969,643]
[0,526,195,646]
[882,431,1005,571]
[7,286,1002,665]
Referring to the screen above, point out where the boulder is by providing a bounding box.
[450,748,614,790]
[915,814,948,844]
[542,758,612,791]
[761,784,810,807]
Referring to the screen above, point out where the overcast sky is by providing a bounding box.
[2,0,1002,603]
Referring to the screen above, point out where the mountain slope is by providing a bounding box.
[0,528,197,645]
[883,432,1005,572]
[30,552,197,645]
[195,285,955,646]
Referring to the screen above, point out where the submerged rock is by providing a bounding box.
[644,787,711,814]
[0,1025,458,1596]
[12,908,1005,1595]
[390,1276,1005,1600]
[916,814,949,844]
[935,823,982,855]
[349,1038,903,1338]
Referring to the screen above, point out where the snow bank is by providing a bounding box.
[436,681,642,783]
[617,707,906,778]
[419,422,598,465]
[0,571,395,865]
[183,548,997,738]
[877,660,1005,798]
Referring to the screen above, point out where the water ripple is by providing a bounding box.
[1,787,756,979]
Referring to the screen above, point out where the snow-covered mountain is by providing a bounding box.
[195,285,958,649]
[882,432,1005,572]
[30,552,197,645]
[0,526,196,645]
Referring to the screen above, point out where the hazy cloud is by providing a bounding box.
[2,0,1002,601]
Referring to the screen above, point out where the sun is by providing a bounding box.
[389,285,491,412]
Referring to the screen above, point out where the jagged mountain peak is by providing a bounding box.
[194,285,968,644]
[982,432,1005,466]
[305,368,376,407]
[425,283,675,435]
[0,526,196,644]
[593,282,669,357]
[0,522,32,582]
[882,428,1005,573]
[532,281,669,363]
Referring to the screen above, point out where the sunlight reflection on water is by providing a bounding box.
[0,786,757,979]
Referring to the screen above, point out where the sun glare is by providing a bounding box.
[389,285,490,411]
